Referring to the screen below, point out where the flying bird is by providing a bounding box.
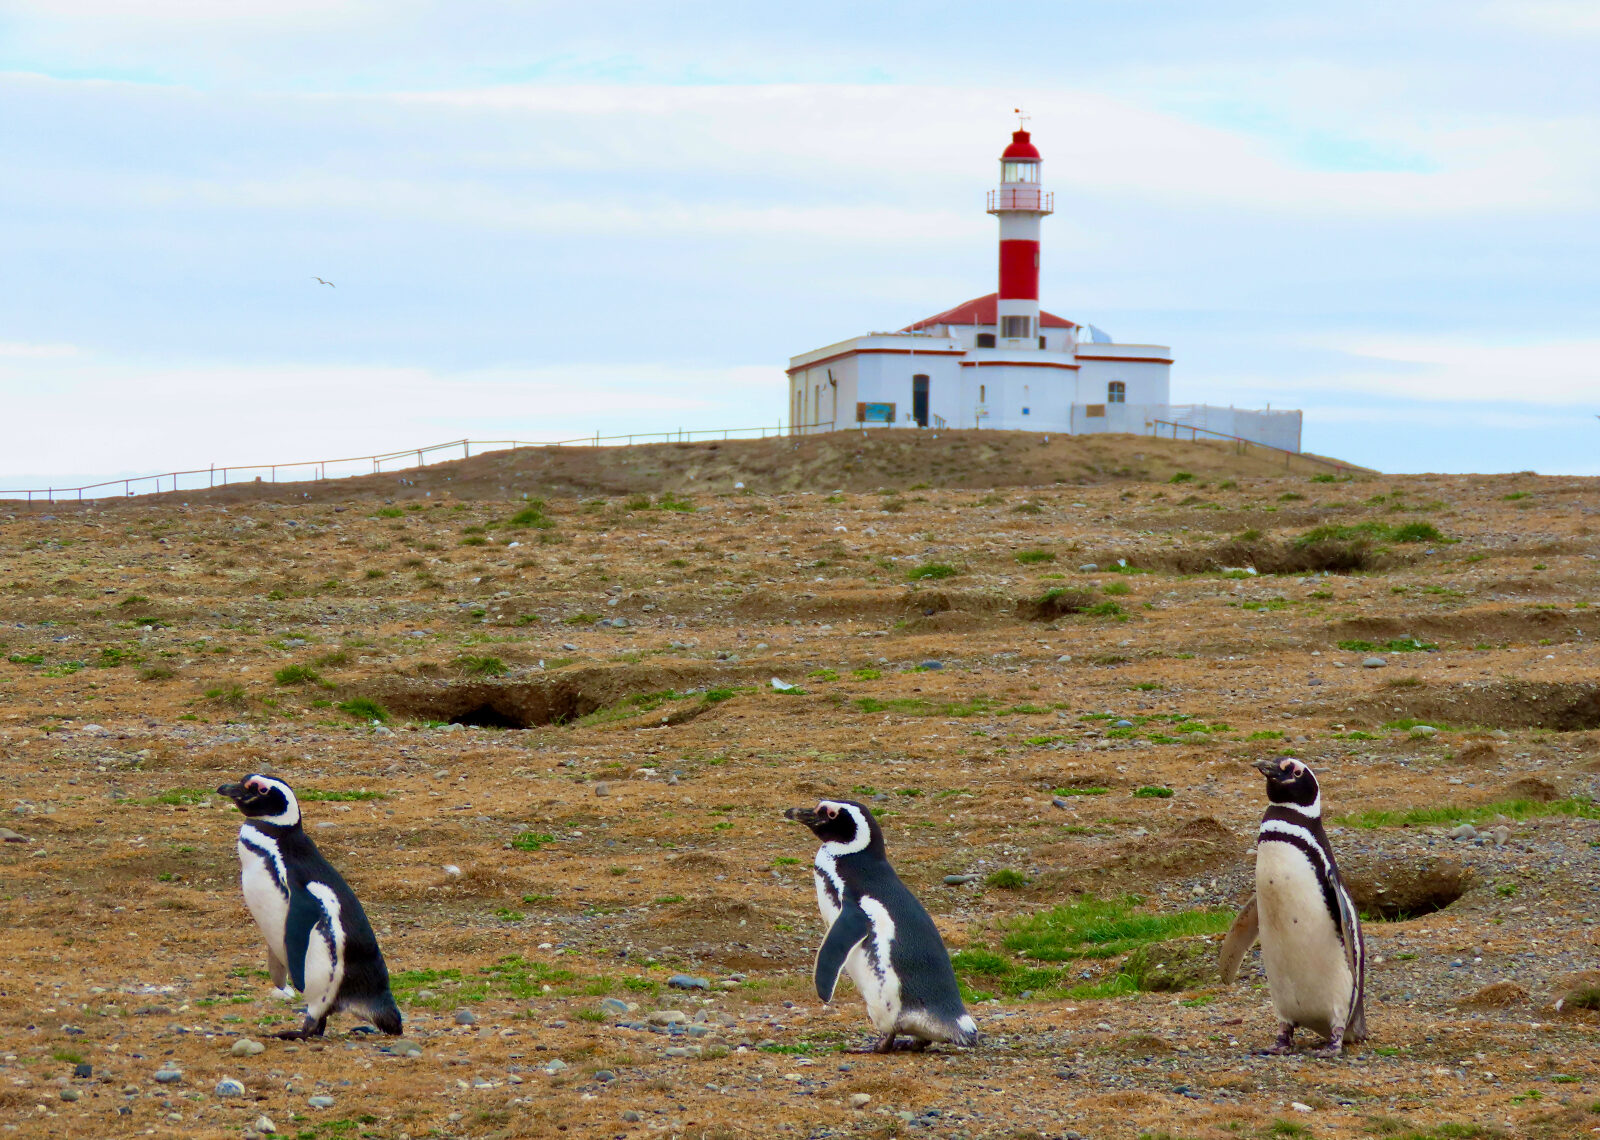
[312,277,335,288]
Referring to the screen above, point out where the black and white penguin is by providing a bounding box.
[1219,757,1366,1056]
[785,799,977,1052]
[218,774,403,1039]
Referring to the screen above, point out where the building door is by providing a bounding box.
[912,374,930,428]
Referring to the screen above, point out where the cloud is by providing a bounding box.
[0,354,787,483]
[1295,336,1600,406]
[0,340,78,358]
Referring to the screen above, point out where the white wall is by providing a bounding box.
[1074,356,1171,407]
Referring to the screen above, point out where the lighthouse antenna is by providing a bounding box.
[1013,106,1030,130]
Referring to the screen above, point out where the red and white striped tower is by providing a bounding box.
[986,116,1054,348]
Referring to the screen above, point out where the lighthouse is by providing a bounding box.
[987,121,1053,349]
[781,122,1315,452]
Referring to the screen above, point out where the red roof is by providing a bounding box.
[900,293,1076,332]
[1002,129,1040,160]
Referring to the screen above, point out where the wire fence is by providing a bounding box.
[0,424,802,504]
[1147,419,1371,475]
[2,417,1362,504]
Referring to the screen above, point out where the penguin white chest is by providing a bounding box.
[842,898,902,1034]
[1256,841,1352,1034]
[237,830,290,961]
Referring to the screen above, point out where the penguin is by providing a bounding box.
[785,799,977,1052]
[1219,757,1367,1056]
[218,774,403,1039]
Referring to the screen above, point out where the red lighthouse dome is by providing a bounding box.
[1000,129,1040,160]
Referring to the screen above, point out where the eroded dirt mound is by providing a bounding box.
[1344,859,1475,920]
[1365,680,1600,732]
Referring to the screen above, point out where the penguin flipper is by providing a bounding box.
[283,889,323,994]
[814,902,872,1004]
[1218,894,1259,983]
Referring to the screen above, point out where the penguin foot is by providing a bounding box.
[1314,1029,1346,1059]
[273,1015,329,1040]
[1264,1023,1297,1055]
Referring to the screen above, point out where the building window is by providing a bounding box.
[976,332,995,348]
[1107,381,1126,404]
[1001,161,1039,183]
[979,384,986,403]
[1039,335,1047,349]
[1001,315,1031,339]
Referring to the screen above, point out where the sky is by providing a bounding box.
[2,0,1597,488]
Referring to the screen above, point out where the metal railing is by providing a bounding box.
[1147,419,1371,475]
[0,423,811,504]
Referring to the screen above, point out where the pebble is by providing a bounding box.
[1291,1102,1314,1113]
[622,1110,642,1123]
[389,1039,424,1057]
[73,1063,92,1079]
[1449,824,1478,841]
[668,974,710,990]
[253,1115,278,1135]
[232,1037,266,1057]
[919,660,943,670]
[454,1009,478,1025]
[215,1078,246,1098]
[153,1067,183,1084]
[850,1093,872,1108]
[59,1087,81,1102]
[1113,719,1133,728]
[595,783,610,797]
[0,827,29,843]
[1079,563,1098,572]
[943,874,979,885]
[442,865,462,877]
[1362,657,1387,668]
[1411,725,1438,738]
[647,1010,688,1026]
[543,1059,569,1074]
[593,1070,616,1083]
[1052,796,1071,809]
[601,998,631,1014]
[308,1095,335,1109]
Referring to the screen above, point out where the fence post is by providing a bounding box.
[464,441,470,459]
[210,465,215,488]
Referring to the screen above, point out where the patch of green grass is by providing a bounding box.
[374,507,404,518]
[1338,796,1600,830]
[1101,581,1131,596]
[1389,521,1447,543]
[511,831,556,851]
[1054,786,1108,796]
[1015,549,1056,564]
[564,612,601,625]
[273,664,322,686]
[492,907,525,922]
[455,654,507,677]
[1084,600,1125,617]
[985,869,1029,889]
[853,695,998,717]
[808,669,838,682]
[907,562,958,581]
[7,653,44,665]
[312,650,350,668]
[850,667,882,681]
[136,787,210,807]
[205,683,248,707]
[298,788,384,802]
[43,660,84,676]
[1132,786,1173,799]
[502,503,556,530]
[1247,730,1285,740]
[335,696,389,723]
[1337,637,1438,653]
[1002,895,1234,961]
[1169,471,1194,484]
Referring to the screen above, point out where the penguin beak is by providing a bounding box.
[217,782,247,802]
[785,806,821,826]
[1253,758,1281,778]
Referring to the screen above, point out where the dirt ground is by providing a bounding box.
[0,434,1596,1140]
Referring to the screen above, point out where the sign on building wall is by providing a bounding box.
[856,402,896,423]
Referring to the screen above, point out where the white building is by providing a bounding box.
[787,124,1301,452]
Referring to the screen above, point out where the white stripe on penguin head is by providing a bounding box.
[249,775,302,828]
[817,801,872,857]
